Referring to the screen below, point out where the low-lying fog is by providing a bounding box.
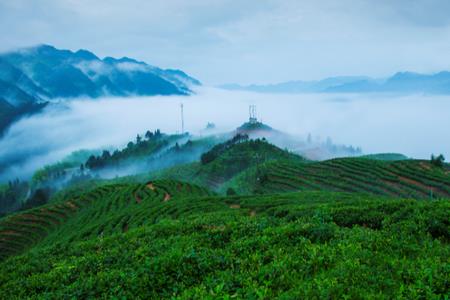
[1,87,449,181]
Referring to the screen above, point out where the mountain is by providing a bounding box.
[0,44,200,134]
[222,71,450,94]
[0,78,46,135]
[1,44,199,98]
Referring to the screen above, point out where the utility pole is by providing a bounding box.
[180,103,185,134]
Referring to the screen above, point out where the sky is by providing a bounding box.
[1,0,450,84]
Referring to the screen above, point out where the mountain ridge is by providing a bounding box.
[0,44,200,133]
[221,71,450,94]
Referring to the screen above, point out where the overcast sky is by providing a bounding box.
[1,0,450,85]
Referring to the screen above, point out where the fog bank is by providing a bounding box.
[0,87,449,181]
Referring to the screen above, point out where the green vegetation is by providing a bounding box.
[360,153,408,161]
[0,135,449,298]
[0,131,222,216]
[237,121,273,132]
[0,182,448,298]
[431,154,446,168]
[156,138,303,191]
[85,129,169,169]
[0,179,29,215]
[201,133,250,164]
[225,157,450,198]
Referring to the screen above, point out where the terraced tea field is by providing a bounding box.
[0,150,449,298]
[0,180,448,298]
[0,180,212,260]
[249,158,450,198]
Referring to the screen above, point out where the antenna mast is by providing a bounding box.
[249,105,257,124]
[180,103,185,134]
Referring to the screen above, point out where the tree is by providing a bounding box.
[226,188,237,196]
[22,188,50,210]
[145,130,153,139]
[86,155,98,169]
[431,154,445,168]
[136,134,142,144]
[101,150,111,160]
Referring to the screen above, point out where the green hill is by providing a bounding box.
[0,136,449,298]
[153,137,303,190]
[152,138,449,199]
[360,153,409,161]
[0,180,212,260]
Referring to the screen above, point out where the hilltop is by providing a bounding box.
[154,135,303,191]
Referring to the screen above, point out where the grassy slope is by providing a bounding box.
[151,139,450,199]
[152,139,303,191]
[0,182,448,298]
[360,153,408,161]
[227,157,450,198]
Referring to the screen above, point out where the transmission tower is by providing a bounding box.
[249,105,257,124]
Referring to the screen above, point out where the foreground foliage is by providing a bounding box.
[0,183,448,299]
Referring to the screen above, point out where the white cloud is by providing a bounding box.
[1,0,450,84]
[115,62,149,72]
[0,88,449,180]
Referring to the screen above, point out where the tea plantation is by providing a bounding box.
[0,139,449,298]
[0,179,449,298]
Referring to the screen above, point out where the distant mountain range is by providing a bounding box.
[221,72,450,94]
[0,44,200,133]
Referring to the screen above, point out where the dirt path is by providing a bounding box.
[419,162,431,170]
[202,225,226,231]
[66,201,78,210]
[11,213,38,221]
[398,176,433,195]
[163,193,171,202]
[229,204,240,209]
[135,194,142,204]
[0,230,18,236]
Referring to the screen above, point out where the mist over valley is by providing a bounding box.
[0,2,449,298]
[1,86,449,182]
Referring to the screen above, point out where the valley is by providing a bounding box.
[1,2,450,297]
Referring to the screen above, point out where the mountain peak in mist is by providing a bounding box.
[0,44,201,134]
[74,49,99,61]
[103,56,145,65]
[1,44,200,99]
